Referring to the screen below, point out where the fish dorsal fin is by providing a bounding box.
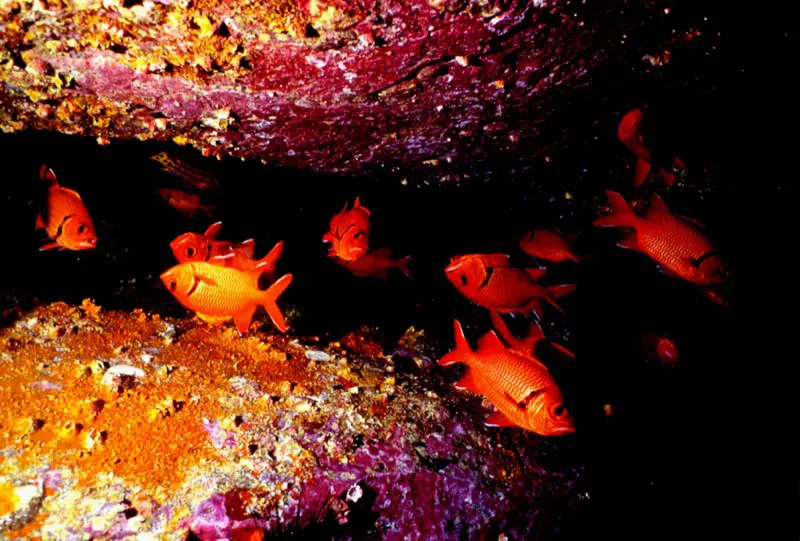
[482,254,513,268]
[525,268,547,281]
[60,186,83,201]
[208,253,235,267]
[485,411,515,428]
[353,197,371,215]
[645,194,672,221]
[454,369,480,394]
[477,330,506,353]
[489,312,533,355]
[39,165,58,185]
[453,319,471,353]
[204,221,223,238]
[236,239,256,259]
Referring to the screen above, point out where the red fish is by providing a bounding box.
[488,312,575,359]
[160,256,292,334]
[35,165,97,251]
[170,222,284,281]
[438,320,575,436]
[593,190,726,285]
[618,108,685,188]
[333,248,412,280]
[639,332,680,365]
[519,230,583,264]
[444,254,575,320]
[157,188,215,218]
[322,197,371,261]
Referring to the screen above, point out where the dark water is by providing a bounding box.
[0,5,795,539]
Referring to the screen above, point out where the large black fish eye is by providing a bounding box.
[186,247,196,258]
[78,224,87,233]
[459,275,468,286]
[169,280,177,292]
[552,404,567,418]
[353,231,363,239]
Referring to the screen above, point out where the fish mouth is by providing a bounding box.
[77,239,97,249]
[549,425,577,435]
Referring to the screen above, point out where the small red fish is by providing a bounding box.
[438,320,575,436]
[157,188,215,218]
[489,312,575,359]
[444,254,575,320]
[594,190,726,285]
[170,222,284,281]
[35,165,97,251]
[639,332,680,366]
[618,108,684,188]
[333,247,412,280]
[160,256,292,334]
[322,197,371,261]
[519,230,583,264]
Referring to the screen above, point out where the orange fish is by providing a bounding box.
[170,222,284,281]
[322,197,371,261]
[157,188,215,218]
[594,190,726,285]
[35,165,97,251]
[488,312,575,359]
[639,332,680,365]
[519,230,583,264]
[618,108,685,188]
[160,256,292,334]
[444,254,575,320]
[333,247,412,280]
[150,151,219,190]
[438,320,575,436]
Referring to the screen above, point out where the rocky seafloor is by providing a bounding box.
[0,299,584,539]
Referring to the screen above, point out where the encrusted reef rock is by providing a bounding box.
[0,0,678,180]
[0,300,583,539]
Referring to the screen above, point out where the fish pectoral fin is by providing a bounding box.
[204,221,223,238]
[482,254,514,268]
[485,411,515,428]
[689,250,717,267]
[454,369,480,394]
[504,389,545,411]
[208,253,234,267]
[39,241,61,251]
[233,305,257,335]
[196,274,219,287]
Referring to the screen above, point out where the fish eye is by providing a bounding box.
[353,231,363,239]
[186,247,196,258]
[550,404,568,419]
[78,224,87,233]
[459,275,468,286]
[168,280,177,292]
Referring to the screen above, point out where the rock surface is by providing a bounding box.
[0,0,680,181]
[0,300,583,539]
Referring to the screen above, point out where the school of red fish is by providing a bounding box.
[33,109,727,437]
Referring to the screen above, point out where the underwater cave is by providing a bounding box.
[0,0,795,539]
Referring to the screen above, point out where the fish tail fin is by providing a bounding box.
[395,255,413,279]
[258,273,292,332]
[439,319,472,366]
[258,240,284,269]
[593,190,639,228]
[633,158,652,187]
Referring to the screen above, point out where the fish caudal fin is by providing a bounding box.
[259,273,293,332]
[395,255,413,279]
[593,190,639,228]
[233,305,257,335]
[633,158,651,187]
[439,319,472,366]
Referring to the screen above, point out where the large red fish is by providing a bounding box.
[322,197,371,261]
[444,254,575,320]
[170,222,284,281]
[618,108,685,188]
[519,229,582,264]
[438,320,575,436]
[593,190,726,285]
[160,255,292,334]
[35,165,97,251]
[333,248,412,280]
